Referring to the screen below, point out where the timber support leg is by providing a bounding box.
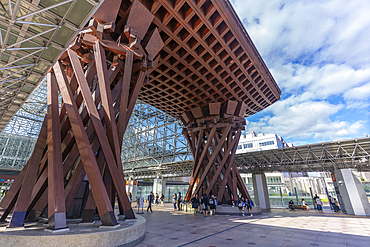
[3,0,164,227]
[181,101,251,204]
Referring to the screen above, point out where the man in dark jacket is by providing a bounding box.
[147,192,153,212]
[178,192,182,211]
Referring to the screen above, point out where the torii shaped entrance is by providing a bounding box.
[0,0,281,230]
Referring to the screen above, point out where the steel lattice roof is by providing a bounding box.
[0,0,103,132]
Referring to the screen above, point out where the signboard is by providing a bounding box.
[139,197,144,209]
[0,178,15,184]
[330,172,346,212]
[133,180,137,186]
[330,173,336,182]
[0,175,17,184]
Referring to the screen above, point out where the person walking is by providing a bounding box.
[177,192,182,211]
[155,193,159,204]
[334,198,340,211]
[160,193,165,206]
[329,196,338,212]
[173,193,177,211]
[209,194,217,215]
[147,192,153,212]
[191,194,200,215]
[314,195,323,211]
[201,193,209,219]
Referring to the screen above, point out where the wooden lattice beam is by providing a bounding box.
[182,101,250,204]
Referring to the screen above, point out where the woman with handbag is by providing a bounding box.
[209,194,217,215]
[201,193,210,219]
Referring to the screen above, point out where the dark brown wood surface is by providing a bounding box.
[183,101,250,203]
[0,0,280,228]
[134,0,281,118]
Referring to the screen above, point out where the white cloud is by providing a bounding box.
[271,63,370,100]
[344,82,370,101]
[232,0,370,67]
[247,101,365,141]
[230,0,370,143]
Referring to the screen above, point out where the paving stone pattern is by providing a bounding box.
[136,203,370,247]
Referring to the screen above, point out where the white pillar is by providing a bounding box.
[335,169,370,216]
[131,180,138,200]
[252,173,270,210]
[126,179,132,194]
[126,179,138,200]
[153,179,166,197]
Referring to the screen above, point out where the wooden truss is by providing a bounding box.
[180,101,251,204]
[0,0,163,230]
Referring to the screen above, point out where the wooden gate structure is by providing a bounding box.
[181,101,250,204]
[0,0,281,230]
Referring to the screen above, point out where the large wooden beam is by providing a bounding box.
[5,2,162,226]
[7,118,47,227]
[54,61,118,226]
[193,125,231,196]
[184,130,204,201]
[183,102,250,204]
[46,72,67,230]
[69,47,134,219]
[216,130,242,202]
[94,42,122,167]
[117,50,133,146]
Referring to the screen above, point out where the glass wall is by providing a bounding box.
[134,181,190,203]
[165,184,189,203]
[243,173,333,209]
[136,182,153,200]
[0,183,11,201]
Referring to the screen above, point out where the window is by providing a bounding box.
[259,140,275,147]
[243,143,253,149]
[266,176,281,184]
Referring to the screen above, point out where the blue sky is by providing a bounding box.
[231,0,370,146]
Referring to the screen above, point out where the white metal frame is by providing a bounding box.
[0,0,103,132]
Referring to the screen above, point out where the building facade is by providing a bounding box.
[237,131,336,207]
[236,131,293,154]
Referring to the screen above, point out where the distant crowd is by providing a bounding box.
[288,194,341,212]
[136,191,341,218]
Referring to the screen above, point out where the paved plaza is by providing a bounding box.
[137,204,370,247]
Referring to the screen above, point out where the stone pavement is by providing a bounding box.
[136,203,370,247]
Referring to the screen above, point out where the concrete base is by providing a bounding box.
[43,227,70,233]
[252,173,271,210]
[335,169,370,216]
[0,215,145,247]
[215,205,262,215]
[117,214,126,221]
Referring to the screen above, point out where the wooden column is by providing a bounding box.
[6,119,47,227]
[47,72,67,230]
[181,101,251,204]
[0,0,163,228]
